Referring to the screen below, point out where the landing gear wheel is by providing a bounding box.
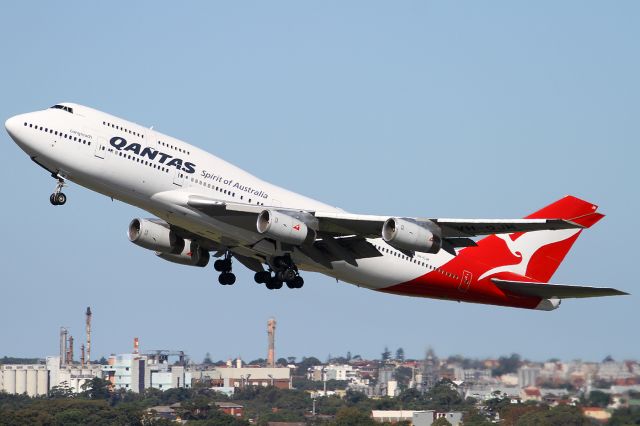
[214,259,231,272]
[266,278,283,290]
[50,175,67,206]
[55,193,66,205]
[254,271,270,284]
[218,272,236,285]
[286,276,304,289]
[277,268,297,283]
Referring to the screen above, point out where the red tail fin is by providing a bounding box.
[467,196,604,283]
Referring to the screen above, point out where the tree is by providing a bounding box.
[609,407,640,425]
[432,417,452,426]
[393,367,413,390]
[49,381,74,398]
[277,357,288,366]
[334,407,377,426]
[80,377,111,400]
[462,408,493,426]
[586,390,612,408]
[517,405,589,426]
[424,380,464,411]
[492,353,521,376]
[296,356,321,375]
[395,347,405,361]
[287,356,297,364]
[344,390,369,405]
[381,347,391,363]
[203,352,214,365]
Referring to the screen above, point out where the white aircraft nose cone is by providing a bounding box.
[5,115,21,139]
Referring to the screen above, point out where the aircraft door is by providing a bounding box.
[94,136,106,159]
[173,168,186,187]
[458,270,473,292]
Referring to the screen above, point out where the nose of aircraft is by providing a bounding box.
[5,115,21,140]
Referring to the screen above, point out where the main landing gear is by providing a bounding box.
[214,251,236,285]
[49,176,67,206]
[213,252,236,285]
[254,255,304,290]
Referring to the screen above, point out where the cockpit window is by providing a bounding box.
[50,104,73,114]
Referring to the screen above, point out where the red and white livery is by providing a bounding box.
[5,103,627,310]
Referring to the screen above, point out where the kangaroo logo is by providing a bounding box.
[478,228,580,281]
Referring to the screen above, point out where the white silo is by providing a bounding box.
[15,368,27,394]
[26,368,37,396]
[3,368,16,394]
[37,368,48,396]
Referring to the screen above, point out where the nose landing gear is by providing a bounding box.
[50,176,67,206]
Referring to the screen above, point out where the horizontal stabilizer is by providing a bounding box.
[491,278,628,299]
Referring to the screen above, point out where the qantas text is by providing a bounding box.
[109,137,196,174]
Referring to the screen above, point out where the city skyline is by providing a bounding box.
[1,2,638,362]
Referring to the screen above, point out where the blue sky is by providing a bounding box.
[0,1,638,364]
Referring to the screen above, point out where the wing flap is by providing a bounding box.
[491,278,629,299]
[433,218,583,238]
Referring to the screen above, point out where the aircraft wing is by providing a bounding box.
[491,278,629,299]
[314,213,581,238]
[186,195,583,239]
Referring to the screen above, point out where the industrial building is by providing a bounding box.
[371,410,462,426]
[102,351,192,393]
[1,315,291,396]
[0,364,48,397]
[0,356,103,396]
[191,365,292,389]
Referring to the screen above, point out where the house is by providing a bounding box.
[582,407,611,423]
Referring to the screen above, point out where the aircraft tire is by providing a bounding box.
[55,193,66,205]
[254,271,270,284]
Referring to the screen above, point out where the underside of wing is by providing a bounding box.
[492,278,629,299]
[313,213,583,238]
[430,218,582,238]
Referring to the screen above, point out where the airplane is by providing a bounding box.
[4,103,628,311]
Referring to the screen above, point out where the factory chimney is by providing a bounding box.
[67,335,74,365]
[59,327,68,367]
[133,337,139,354]
[80,344,85,368]
[85,307,92,365]
[267,318,276,368]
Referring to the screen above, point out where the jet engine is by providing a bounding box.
[256,209,314,245]
[382,218,442,254]
[155,243,210,267]
[128,218,184,254]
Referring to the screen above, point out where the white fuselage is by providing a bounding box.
[5,103,455,292]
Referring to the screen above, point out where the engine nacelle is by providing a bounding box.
[535,298,561,311]
[382,218,442,254]
[155,242,210,267]
[128,218,184,254]
[256,209,313,245]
